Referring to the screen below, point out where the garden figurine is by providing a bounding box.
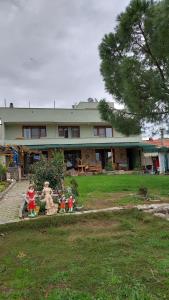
[59,195,66,213]
[68,195,75,212]
[42,181,58,215]
[26,184,37,217]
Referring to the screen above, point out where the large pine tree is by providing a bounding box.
[99,0,169,135]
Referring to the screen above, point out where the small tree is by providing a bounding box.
[30,151,64,191]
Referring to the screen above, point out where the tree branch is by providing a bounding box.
[138,23,168,89]
[112,108,169,117]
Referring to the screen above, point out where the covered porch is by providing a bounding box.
[25,142,146,175]
[63,147,141,174]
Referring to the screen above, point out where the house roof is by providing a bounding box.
[0,107,105,124]
[144,139,169,152]
[0,102,114,124]
[145,139,169,148]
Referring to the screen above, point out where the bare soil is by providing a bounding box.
[67,219,121,242]
[85,192,131,209]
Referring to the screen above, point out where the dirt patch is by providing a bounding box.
[68,231,117,242]
[67,219,121,242]
[63,218,119,229]
[85,192,130,209]
[0,286,13,294]
[155,196,169,203]
[44,283,70,298]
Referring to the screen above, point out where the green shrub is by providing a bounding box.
[0,162,7,180]
[70,178,79,197]
[105,161,113,171]
[0,183,6,192]
[35,197,46,213]
[30,151,64,191]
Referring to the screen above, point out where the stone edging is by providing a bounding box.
[0,180,16,201]
[21,202,169,222]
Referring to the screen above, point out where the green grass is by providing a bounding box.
[0,210,169,299]
[65,175,169,206]
[0,181,9,193]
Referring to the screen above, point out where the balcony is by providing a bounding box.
[3,136,142,148]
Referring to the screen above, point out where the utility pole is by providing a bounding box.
[160,127,164,146]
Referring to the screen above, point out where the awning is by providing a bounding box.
[144,152,158,157]
[28,142,154,150]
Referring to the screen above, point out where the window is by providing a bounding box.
[23,128,31,139]
[93,126,113,137]
[58,126,68,138]
[58,126,80,138]
[23,126,46,139]
[31,127,40,139]
[106,128,113,138]
[71,127,80,138]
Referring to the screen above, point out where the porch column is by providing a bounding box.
[111,148,114,166]
[0,118,5,146]
[159,152,165,173]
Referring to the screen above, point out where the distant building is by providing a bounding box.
[143,139,169,173]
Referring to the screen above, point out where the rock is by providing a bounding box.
[154,213,169,220]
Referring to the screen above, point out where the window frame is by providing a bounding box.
[58,126,80,138]
[22,126,47,139]
[58,126,69,138]
[70,126,80,138]
[93,126,113,137]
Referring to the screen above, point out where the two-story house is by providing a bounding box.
[0,101,147,175]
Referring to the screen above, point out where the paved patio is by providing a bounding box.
[0,180,29,224]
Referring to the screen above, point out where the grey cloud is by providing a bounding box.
[0,0,130,108]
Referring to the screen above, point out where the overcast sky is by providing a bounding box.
[0,0,130,108]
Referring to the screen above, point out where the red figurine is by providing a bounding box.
[60,195,66,213]
[68,195,75,212]
[26,184,36,217]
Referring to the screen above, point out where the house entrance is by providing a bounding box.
[95,149,112,169]
[64,150,81,169]
[127,148,140,170]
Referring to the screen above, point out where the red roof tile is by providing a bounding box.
[145,139,169,148]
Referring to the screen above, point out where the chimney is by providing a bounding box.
[9,102,14,108]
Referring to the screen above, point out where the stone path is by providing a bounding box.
[0,180,28,224]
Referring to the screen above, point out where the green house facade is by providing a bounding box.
[0,101,148,175]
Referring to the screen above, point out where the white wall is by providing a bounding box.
[159,153,165,173]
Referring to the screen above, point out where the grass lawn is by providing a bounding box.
[65,175,169,208]
[0,210,169,299]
